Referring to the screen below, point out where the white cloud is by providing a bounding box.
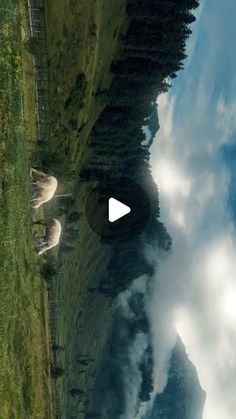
[120,332,149,419]
[149,2,236,415]
[115,276,150,419]
[157,94,175,138]
[216,95,236,140]
[154,159,191,198]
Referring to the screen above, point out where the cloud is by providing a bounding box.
[120,332,149,419]
[157,94,176,138]
[105,276,151,419]
[216,94,236,140]
[149,1,236,418]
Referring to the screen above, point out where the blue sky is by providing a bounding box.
[150,1,236,418]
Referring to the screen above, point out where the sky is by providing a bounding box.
[150,1,236,418]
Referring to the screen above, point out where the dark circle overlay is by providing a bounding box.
[85,177,151,242]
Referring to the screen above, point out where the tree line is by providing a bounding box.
[79,0,199,296]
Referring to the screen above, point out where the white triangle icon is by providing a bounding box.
[108,198,131,223]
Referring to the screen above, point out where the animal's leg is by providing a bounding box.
[31,179,49,190]
[34,236,42,245]
[34,237,46,251]
[31,191,38,200]
[37,244,50,255]
[35,235,45,240]
[33,219,47,226]
[30,168,48,185]
[31,183,40,193]
[31,180,48,188]
[37,241,51,255]
[31,198,39,207]
[31,207,37,217]
[37,248,45,256]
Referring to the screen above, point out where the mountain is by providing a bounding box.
[144,337,206,419]
[87,285,205,419]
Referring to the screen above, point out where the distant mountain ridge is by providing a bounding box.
[144,337,206,419]
[88,287,206,419]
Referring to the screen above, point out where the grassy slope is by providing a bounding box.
[0,2,52,418]
[44,0,127,417]
[45,0,127,167]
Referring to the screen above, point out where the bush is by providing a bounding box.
[64,73,87,110]
[69,388,84,397]
[23,37,45,56]
[67,211,81,223]
[52,344,65,352]
[50,366,64,379]
[41,263,57,282]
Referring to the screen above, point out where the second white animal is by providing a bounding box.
[33,218,62,255]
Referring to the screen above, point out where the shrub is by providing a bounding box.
[50,366,64,379]
[64,73,87,110]
[67,211,81,223]
[41,263,57,282]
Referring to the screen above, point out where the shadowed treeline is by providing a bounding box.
[79,0,198,296]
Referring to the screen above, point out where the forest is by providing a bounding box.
[78,0,199,297]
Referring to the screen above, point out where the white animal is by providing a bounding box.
[30,167,58,209]
[33,218,62,255]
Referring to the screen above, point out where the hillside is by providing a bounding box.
[87,287,205,419]
[40,0,201,418]
[145,338,206,419]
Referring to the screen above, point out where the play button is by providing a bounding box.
[85,177,151,242]
[108,198,131,222]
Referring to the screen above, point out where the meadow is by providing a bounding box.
[0,1,52,417]
[0,0,127,416]
[40,1,128,417]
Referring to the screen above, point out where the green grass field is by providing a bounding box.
[0,0,127,416]
[44,0,127,170]
[42,1,127,417]
[0,2,52,417]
